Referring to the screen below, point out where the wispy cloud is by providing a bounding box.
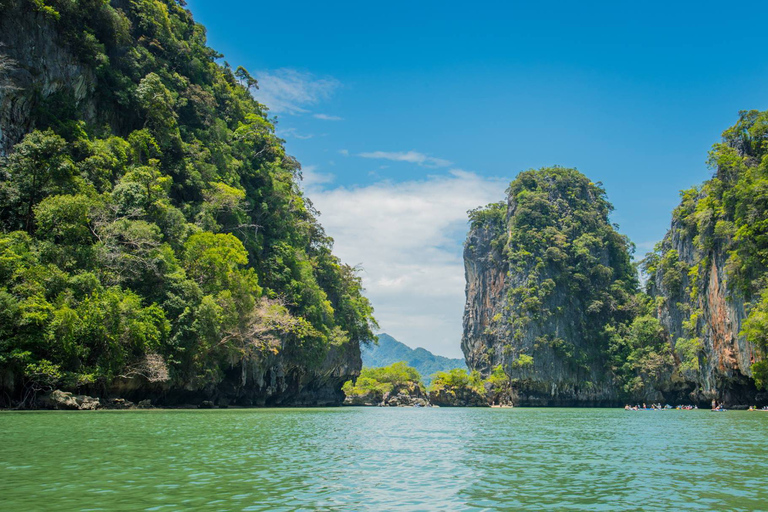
[304,170,508,358]
[253,69,340,115]
[278,127,314,140]
[358,150,452,168]
[339,149,350,156]
[314,113,344,121]
[634,240,659,257]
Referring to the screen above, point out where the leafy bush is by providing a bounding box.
[342,362,423,398]
[429,368,485,394]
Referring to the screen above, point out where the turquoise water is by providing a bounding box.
[1,408,766,511]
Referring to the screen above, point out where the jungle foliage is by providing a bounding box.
[0,0,376,403]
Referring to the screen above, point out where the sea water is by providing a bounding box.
[1,407,766,511]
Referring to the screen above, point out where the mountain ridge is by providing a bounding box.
[362,334,466,385]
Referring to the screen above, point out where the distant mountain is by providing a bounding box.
[362,334,467,385]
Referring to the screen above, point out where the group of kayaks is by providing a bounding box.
[624,404,684,411]
[624,404,768,412]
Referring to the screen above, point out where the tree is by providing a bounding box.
[0,130,77,233]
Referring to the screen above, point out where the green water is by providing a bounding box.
[1,408,766,511]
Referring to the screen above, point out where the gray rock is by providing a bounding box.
[41,390,79,410]
[41,390,102,410]
[75,395,102,410]
[137,399,153,409]
[105,398,135,410]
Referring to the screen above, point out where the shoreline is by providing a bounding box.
[3,404,765,412]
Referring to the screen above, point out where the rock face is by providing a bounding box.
[0,3,96,155]
[343,380,428,407]
[639,110,768,406]
[644,110,768,405]
[462,168,637,406]
[428,386,487,407]
[109,336,362,407]
[648,220,758,403]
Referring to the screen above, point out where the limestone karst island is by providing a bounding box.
[1,0,767,510]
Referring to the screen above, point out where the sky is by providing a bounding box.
[186,0,768,357]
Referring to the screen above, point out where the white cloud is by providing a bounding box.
[339,149,350,156]
[300,165,335,189]
[305,170,508,358]
[314,113,344,121]
[253,69,340,115]
[358,150,452,168]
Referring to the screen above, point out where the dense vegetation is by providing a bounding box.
[341,362,424,403]
[0,0,375,405]
[361,333,466,386]
[342,364,510,406]
[429,368,485,398]
[428,368,485,395]
[644,110,768,390]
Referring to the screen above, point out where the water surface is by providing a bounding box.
[1,408,766,511]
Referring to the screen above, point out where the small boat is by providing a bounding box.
[711,408,727,412]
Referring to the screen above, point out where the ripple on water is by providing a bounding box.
[0,408,767,511]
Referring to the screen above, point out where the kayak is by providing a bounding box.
[711,409,727,412]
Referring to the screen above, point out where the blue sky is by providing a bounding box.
[186,0,768,357]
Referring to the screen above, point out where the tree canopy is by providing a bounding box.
[0,0,376,404]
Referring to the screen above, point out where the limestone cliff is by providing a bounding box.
[647,221,757,403]
[645,111,768,404]
[462,167,637,406]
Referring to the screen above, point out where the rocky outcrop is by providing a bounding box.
[641,110,768,406]
[40,390,102,410]
[462,168,636,406]
[428,386,487,407]
[343,380,429,407]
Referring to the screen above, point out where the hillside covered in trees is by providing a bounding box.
[0,0,376,407]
